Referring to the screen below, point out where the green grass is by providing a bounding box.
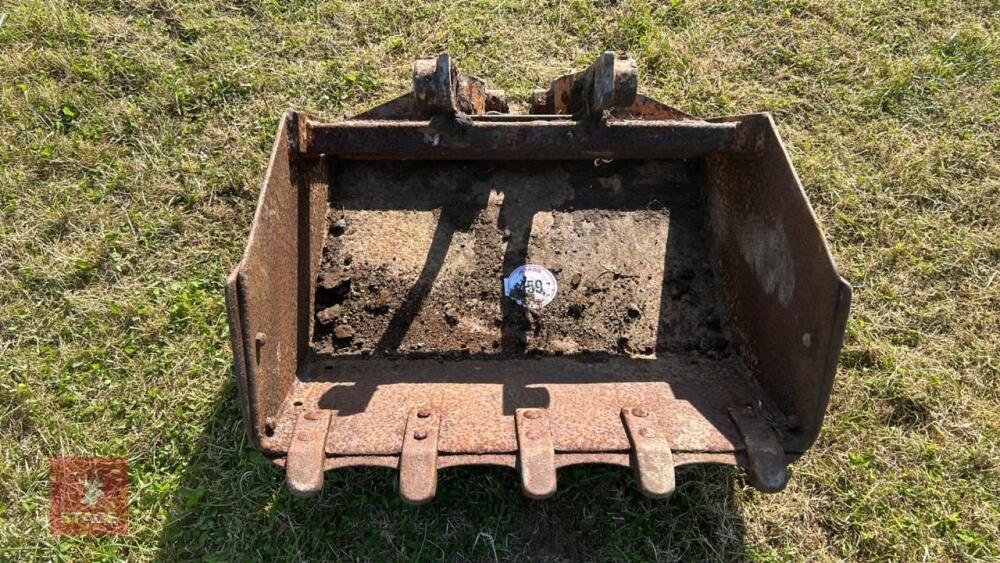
[1,0,997,560]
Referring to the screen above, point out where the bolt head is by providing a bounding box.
[640,427,656,438]
[632,408,648,418]
[413,430,428,440]
[304,410,323,421]
[417,408,432,419]
[523,410,542,420]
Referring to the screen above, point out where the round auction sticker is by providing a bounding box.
[503,264,558,310]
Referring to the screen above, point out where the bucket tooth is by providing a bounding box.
[621,407,676,499]
[729,407,790,493]
[515,408,557,499]
[285,409,332,497]
[398,407,441,504]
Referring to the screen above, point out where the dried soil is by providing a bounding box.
[311,159,732,360]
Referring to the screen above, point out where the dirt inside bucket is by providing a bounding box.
[311,159,732,360]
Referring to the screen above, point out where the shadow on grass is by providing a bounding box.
[157,382,748,561]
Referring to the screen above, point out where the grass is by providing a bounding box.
[1,0,997,560]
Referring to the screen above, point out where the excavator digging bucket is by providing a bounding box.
[225,53,851,502]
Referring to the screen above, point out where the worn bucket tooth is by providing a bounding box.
[285,409,333,497]
[621,407,676,499]
[398,407,441,504]
[515,408,558,499]
[729,407,790,493]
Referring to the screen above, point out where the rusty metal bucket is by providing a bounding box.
[225,53,851,502]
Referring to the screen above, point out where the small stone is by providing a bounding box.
[366,289,392,315]
[333,324,354,340]
[532,212,554,238]
[443,307,460,327]
[626,304,642,319]
[550,338,579,355]
[318,272,350,290]
[317,274,351,303]
[331,216,347,236]
[316,305,342,325]
[570,272,583,289]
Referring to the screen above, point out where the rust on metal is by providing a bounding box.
[398,407,441,504]
[529,51,637,116]
[299,357,754,456]
[515,408,557,499]
[621,407,676,499]
[586,51,638,114]
[285,409,333,497]
[412,53,506,116]
[412,54,456,113]
[301,118,744,159]
[706,113,852,453]
[225,51,851,501]
[728,407,790,493]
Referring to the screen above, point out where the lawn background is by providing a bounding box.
[1,0,997,560]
